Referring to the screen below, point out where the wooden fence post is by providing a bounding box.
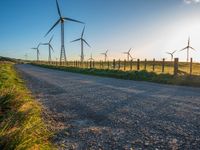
[130,60,133,70]
[162,58,165,73]
[144,59,147,70]
[118,59,121,70]
[152,58,155,71]
[174,58,179,76]
[190,58,193,76]
[107,61,110,69]
[113,59,116,69]
[137,59,140,71]
[93,61,95,68]
[90,61,92,69]
[124,59,126,71]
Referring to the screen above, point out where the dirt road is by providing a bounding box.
[16,64,200,150]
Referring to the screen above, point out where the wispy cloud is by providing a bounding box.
[184,0,200,4]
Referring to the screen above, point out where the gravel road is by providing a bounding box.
[16,64,200,150]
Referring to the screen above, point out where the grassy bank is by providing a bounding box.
[33,64,200,87]
[0,62,55,149]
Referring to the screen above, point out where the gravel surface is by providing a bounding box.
[16,64,200,150]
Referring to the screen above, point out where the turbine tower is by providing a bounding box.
[31,43,41,61]
[45,0,84,63]
[101,50,109,62]
[166,50,176,61]
[88,53,95,61]
[24,53,28,60]
[42,36,54,62]
[71,26,91,62]
[180,37,196,62]
[123,48,133,61]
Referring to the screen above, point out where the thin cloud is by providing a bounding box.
[184,0,200,4]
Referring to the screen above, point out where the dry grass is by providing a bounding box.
[0,62,56,150]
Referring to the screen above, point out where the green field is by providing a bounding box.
[0,62,55,150]
[36,60,200,76]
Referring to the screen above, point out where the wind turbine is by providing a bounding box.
[45,0,84,63]
[88,53,95,61]
[123,48,133,61]
[101,50,108,62]
[166,50,176,61]
[180,37,196,62]
[71,26,91,62]
[42,36,54,62]
[24,53,28,60]
[31,43,41,61]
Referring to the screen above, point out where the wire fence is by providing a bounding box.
[32,58,200,76]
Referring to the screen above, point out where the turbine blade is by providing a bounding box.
[50,45,54,52]
[81,26,85,38]
[56,0,62,18]
[180,47,188,51]
[83,39,91,47]
[49,35,54,43]
[63,17,84,24]
[172,50,177,54]
[188,36,190,46]
[190,46,196,51]
[128,48,132,53]
[41,43,48,45]
[71,38,81,42]
[37,43,41,49]
[45,19,60,37]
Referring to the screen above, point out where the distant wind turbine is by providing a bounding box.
[166,50,176,61]
[88,53,95,61]
[180,37,196,62]
[45,0,84,63]
[123,48,133,61]
[71,26,91,62]
[24,53,28,60]
[31,43,41,61]
[42,36,54,62]
[101,50,109,62]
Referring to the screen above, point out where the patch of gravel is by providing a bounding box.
[16,64,200,150]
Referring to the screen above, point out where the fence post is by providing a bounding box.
[137,59,140,71]
[174,58,179,76]
[152,58,155,71]
[162,58,165,73]
[118,59,121,70]
[130,60,133,70]
[124,59,126,71]
[190,58,193,76]
[113,59,116,69]
[144,59,147,70]
[107,61,110,69]
[93,61,95,68]
[90,61,92,69]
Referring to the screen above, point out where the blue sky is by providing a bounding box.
[0,0,200,61]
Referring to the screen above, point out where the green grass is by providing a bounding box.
[0,62,55,150]
[33,63,200,87]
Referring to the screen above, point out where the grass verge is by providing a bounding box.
[0,62,55,150]
[32,63,200,87]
